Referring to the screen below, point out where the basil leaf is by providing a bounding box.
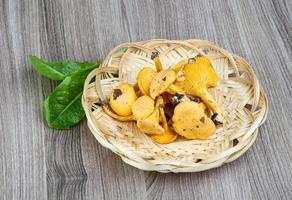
[44,63,100,129]
[29,55,95,80]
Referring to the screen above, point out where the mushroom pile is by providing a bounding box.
[101,52,223,144]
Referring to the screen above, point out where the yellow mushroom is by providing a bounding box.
[169,94,210,116]
[136,67,157,95]
[103,106,135,121]
[132,96,155,119]
[151,97,177,144]
[151,51,163,72]
[104,92,155,122]
[149,55,187,98]
[165,84,185,95]
[184,56,218,87]
[137,96,164,135]
[172,59,188,73]
[149,69,177,99]
[109,83,137,116]
[182,56,223,123]
[173,78,186,91]
[172,101,216,140]
[198,101,211,117]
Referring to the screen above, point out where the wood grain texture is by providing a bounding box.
[0,0,291,199]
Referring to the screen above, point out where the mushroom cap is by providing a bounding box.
[174,79,187,92]
[137,67,157,95]
[132,96,155,119]
[109,83,137,116]
[136,96,164,135]
[172,101,216,139]
[183,56,218,89]
[150,69,176,99]
[137,118,164,135]
[103,106,135,121]
[151,129,177,144]
[198,102,211,117]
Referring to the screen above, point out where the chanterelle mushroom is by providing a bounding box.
[132,96,155,119]
[137,96,164,135]
[172,59,188,73]
[151,51,163,72]
[149,54,188,98]
[170,94,210,117]
[165,84,185,95]
[184,56,218,87]
[172,101,216,139]
[149,69,176,99]
[136,67,157,95]
[182,56,223,123]
[109,83,137,116]
[103,106,135,121]
[151,96,177,144]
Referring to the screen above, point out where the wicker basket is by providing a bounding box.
[82,39,268,173]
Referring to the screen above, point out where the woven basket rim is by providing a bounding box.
[82,39,268,173]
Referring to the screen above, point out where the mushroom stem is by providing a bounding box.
[151,97,177,144]
[154,57,163,72]
[166,84,185,95]
[151,52,163,72]
[159,105,168,131]
[172,60,188,73]
[133,83,140,92]
[192,88,223,123]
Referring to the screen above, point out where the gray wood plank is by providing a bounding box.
[0,0,47,199]
[38,1,88,199]
[81,128,146,200]
[0,0,291,199]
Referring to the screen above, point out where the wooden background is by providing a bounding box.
[0,0,291,199]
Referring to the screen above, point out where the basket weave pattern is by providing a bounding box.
[82,39,268,173]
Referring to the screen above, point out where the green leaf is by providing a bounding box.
[44,63,100,129]
[29,55,95,80]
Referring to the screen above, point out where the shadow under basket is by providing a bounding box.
[82,39,268,173]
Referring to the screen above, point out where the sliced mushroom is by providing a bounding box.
[151,97,177,144]
[132,96,155,119]
[149,69,176,99]
[109,83,137,116]
[136,67,157,95]
[137,96,164,135]
[172,101,216,139]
